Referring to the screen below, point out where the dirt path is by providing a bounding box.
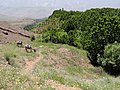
[21,53,43,75]
[21,51,82,90]
[46,80,82,90]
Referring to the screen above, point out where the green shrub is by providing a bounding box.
[82,15,120,65]
[98,42,120,74]
[42,28,69,44]
[30,35,35,41]
[4,52,16,65]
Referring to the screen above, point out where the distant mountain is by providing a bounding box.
[0,14,19,21]
[0,7,53,19]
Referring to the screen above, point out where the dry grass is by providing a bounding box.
[0,42,120,90]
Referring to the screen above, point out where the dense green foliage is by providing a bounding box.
[24,23,35,31]
[98,42,120,74]
[34,8,120,74]
[42,28,69,44]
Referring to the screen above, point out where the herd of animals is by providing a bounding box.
[17,41,36,53]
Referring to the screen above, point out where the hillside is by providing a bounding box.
[32,8,120,74]
[0,42,120,90]
[0,7,120,90]
[0,21,34,43]
[8,18,36,29]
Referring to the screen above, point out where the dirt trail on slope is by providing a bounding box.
[21,53,43,75]
[46,80,82,90]
[21,49,83,90]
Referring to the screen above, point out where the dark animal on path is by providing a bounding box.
[17,41,23,47]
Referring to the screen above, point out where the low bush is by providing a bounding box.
[98,42,120,75]
[30,35,35,41]
[42,28,69,44]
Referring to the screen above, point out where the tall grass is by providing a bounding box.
[0,44,35,67]
[0,65,54,90]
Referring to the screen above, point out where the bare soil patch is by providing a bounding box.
[21,53,43,75]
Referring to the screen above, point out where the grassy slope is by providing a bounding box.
[0,42,120,90]
[32,17,61,33]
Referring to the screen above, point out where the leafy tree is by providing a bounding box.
[68,30,83,48]
[34,8,120,74]
[85,15,120,65]
[98,42,120,75]
[42,28,69,44]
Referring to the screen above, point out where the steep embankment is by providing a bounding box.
[0,21,34,43]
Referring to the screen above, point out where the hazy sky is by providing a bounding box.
[0,0,120,11]
[0,0,120,19]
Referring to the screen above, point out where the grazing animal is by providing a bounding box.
[17,41,23,47]
[25,44,32,53]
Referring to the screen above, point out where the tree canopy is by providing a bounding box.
[33,8,120,74]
